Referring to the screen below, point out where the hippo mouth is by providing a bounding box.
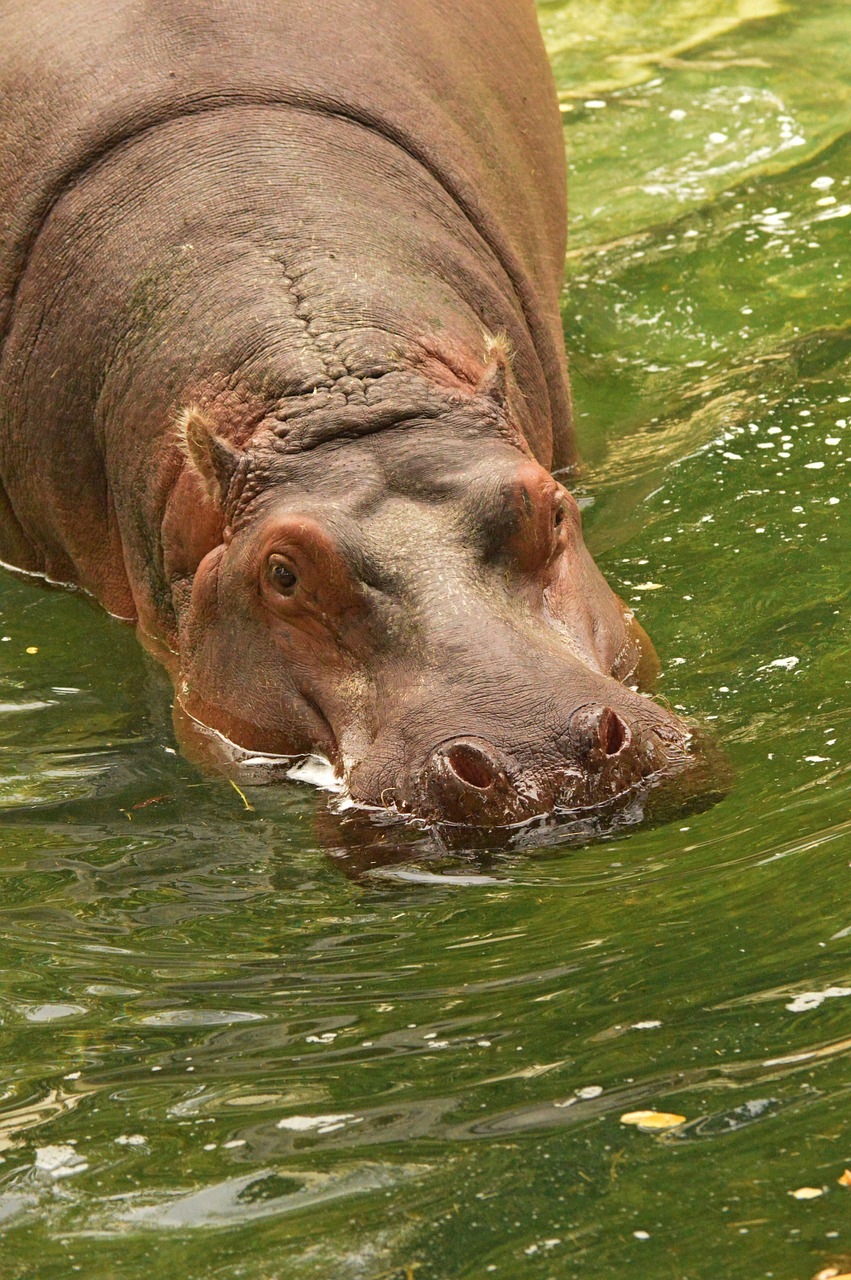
[173,686,718,842]
[320,733,724,875]
[173,682,701,831]
[318,727,726,872]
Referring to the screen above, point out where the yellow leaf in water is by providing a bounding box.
[620,1110,686,1131]
[837,1169,851,1187]
[25,646,38,654]
[789,1186,824,1200]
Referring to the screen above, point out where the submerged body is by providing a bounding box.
[0,0,692,824]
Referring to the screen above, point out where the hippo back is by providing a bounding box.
[0,0,571,458]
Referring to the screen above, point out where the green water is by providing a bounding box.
[1,1,849,1275]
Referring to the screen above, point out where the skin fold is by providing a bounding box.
[0,0,693,825]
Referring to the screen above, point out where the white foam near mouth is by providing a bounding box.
[285,754,346,794]
[176,699,348,795]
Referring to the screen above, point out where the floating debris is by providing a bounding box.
[276,1113,360,1134]
[786,987,851,1013]
[762,656,799,670]
[620,1110,686,1131]
[34,1144,88,1179]
[229,779,254,811]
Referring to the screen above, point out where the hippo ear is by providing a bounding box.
[176,406,242,505]
[476,333,512,411]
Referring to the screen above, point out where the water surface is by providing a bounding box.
[1,1,849,1276]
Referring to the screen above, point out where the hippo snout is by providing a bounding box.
[401,702,687,826]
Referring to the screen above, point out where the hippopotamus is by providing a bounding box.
[0,0,693,826]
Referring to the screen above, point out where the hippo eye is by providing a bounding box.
[268,555,298,595]
[554,503,565,529]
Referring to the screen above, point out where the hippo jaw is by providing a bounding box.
[170,382,696,828]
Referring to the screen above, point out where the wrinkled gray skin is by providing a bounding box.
[0,0,693,825]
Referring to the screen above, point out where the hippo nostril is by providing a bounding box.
[445,742,498,790]
[599,707,629,756]
[566,704,633,765]
[419,738,521,823]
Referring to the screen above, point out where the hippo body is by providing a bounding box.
[0,0,692,824]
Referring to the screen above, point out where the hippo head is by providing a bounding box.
[170,358,692,826]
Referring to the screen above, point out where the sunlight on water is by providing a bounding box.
[0,2,849,1278]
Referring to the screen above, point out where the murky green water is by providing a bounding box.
[1,2,849,1276]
